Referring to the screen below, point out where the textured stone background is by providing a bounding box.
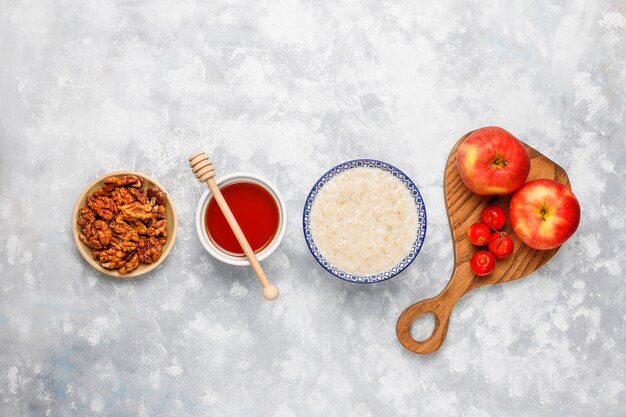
[1,0,625,416]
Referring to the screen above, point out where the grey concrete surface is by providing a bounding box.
[1,0,625,416]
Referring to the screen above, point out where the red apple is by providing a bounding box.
[509,179,580,250]
[456,127,530,195]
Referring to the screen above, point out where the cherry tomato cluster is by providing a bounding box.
[467,205,514,276]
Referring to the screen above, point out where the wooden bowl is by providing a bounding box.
[71,170,178,278]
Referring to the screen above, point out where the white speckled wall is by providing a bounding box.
[1,0,625,415]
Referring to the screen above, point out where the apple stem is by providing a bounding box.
[493,157,509,167]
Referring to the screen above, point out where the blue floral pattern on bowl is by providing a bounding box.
[303,159,427,284]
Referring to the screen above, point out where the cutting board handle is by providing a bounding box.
[396,293,454,354]
[396,269,470,354]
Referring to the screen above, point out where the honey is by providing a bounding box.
[205,181,280,256]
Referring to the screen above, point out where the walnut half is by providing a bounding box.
[98,247,127,270]
[86,195,117,220]
[119,252,140,274]
[77,207,96,227]
[104,175,142,188]
[120,202,153,221]
[137,236,163,264]
[79,220,112,249]
[147,186,168,206]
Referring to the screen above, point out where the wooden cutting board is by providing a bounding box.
[396,132,571,354]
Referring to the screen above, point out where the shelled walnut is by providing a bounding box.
[77,175,168,274]
[137,236,163,264]
[120,202,153,221]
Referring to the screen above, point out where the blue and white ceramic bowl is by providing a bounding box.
[303,159,427,284]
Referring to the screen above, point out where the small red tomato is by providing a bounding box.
[481,205,506,230]
[470,250,496,276]
[488,232,514,259]
[467,222,492,246]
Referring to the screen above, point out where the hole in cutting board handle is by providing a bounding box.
[410,312,436,341]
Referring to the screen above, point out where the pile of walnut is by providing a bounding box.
[77,175,168,274]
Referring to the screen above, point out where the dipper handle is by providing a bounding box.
[189,152,279,301]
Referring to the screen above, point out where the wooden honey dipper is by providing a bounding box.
[189,152,279,301]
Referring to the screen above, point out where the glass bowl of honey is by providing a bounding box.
[195,173,287,265]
